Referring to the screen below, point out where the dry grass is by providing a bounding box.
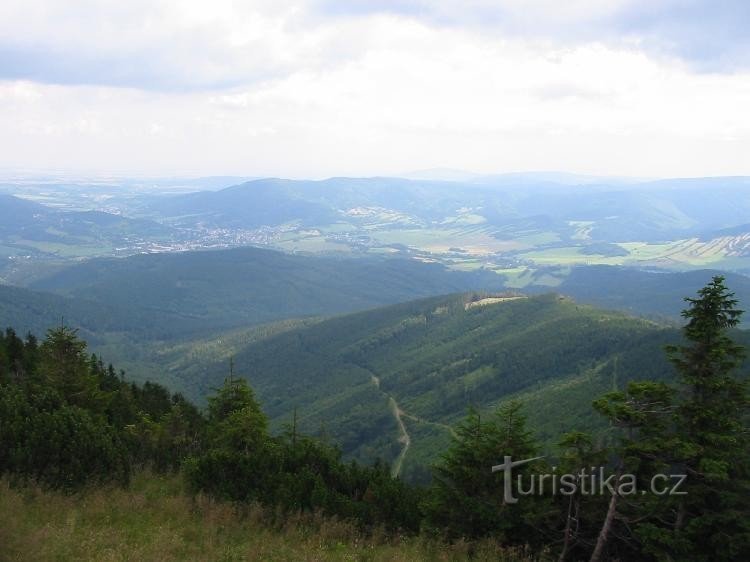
[0,473,540,562]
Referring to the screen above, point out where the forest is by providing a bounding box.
[1,277,748,560]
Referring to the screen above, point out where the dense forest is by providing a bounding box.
[1,277,748,560]
[195,291,744,480]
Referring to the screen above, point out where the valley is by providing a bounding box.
[3,174,750,290]
[2,173,750,482]
[5,3,750,557]
[3,238,750,480]
[186,292,691,479]
[1,175,749,559]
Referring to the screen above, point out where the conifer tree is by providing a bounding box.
[658,276,750,560]
[591,277,749,561]
[591,381,676,561]
[556,431,608,562]
[206,375,268,451]
[184,373,272,501]
[424,401,547,545]
[39,326,103,412]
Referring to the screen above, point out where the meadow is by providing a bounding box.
[0,474,539,562]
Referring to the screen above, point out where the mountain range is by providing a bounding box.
[3,243,749,481]
[2,173,750,482]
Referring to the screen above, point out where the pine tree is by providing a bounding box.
[39,326,103,412]
[424,401,548,545]
[184,373,271,501]
[206,375,268,451]
[583,276,750,561]
[591,381,676,561]
[659,276,750,560]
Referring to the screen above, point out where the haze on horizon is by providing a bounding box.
[1,0,749,180]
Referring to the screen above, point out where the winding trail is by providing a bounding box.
[388,397,411,478]
[371,375,410,477]
[369,374,454,478]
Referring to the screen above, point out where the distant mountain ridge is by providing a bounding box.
[19,246,750,339]
[0,194,170,238]
[0,193,174,271]
[148,175,750,244]
[5,174,750,276]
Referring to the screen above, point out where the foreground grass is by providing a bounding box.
[0,473,538,562]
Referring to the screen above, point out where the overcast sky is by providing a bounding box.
[1,0,749,179]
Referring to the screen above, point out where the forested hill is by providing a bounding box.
[543,265,750,323]
[148,176,750,241]
[29,246,505,334]
[0,193,172,244]
[0,283,223,342]
[195,291,750,482]
[3,259,748,561]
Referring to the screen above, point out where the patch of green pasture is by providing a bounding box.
[519,246,626,266]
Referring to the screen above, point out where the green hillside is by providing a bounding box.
[29,246,505,334]
[197,292,728,482]
[2,246,504,392]
[0,283,237,344]
[2,274,748,560]
[0,193,174,262]
[11,246,750,483]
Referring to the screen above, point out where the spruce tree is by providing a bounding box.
[588,278,750,560]
[660,276,750,560]
[39,326,103,411]
[184,374,272,501]
[590,381,676,561]
[424,401,547,545]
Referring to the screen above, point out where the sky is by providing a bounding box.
[1,0,749,179]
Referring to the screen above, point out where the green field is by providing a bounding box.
[518,246,624,266]
[368,227,522,255]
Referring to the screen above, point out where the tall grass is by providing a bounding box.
[0,473,542,561]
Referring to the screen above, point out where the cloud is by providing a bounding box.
[614,0,750,71]
[0,1,749,178]
[1,21,749,179]
[0,0,748,94]
[314,0,750,72]
[0,0,368,91]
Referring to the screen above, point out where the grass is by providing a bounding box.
[618,239,750,268]
[0,473,541,562]
[517,239,750,270]
[275,236,354,253]
[369,228,521,256]
[518,246,626,266]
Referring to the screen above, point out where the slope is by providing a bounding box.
[29,246,506,334]
[0,193,173,256]
[0,283,217,344]
[197,293,719,482]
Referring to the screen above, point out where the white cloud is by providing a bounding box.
[0,2,749,178]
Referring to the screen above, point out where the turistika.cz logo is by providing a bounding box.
[491,455,687,504]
